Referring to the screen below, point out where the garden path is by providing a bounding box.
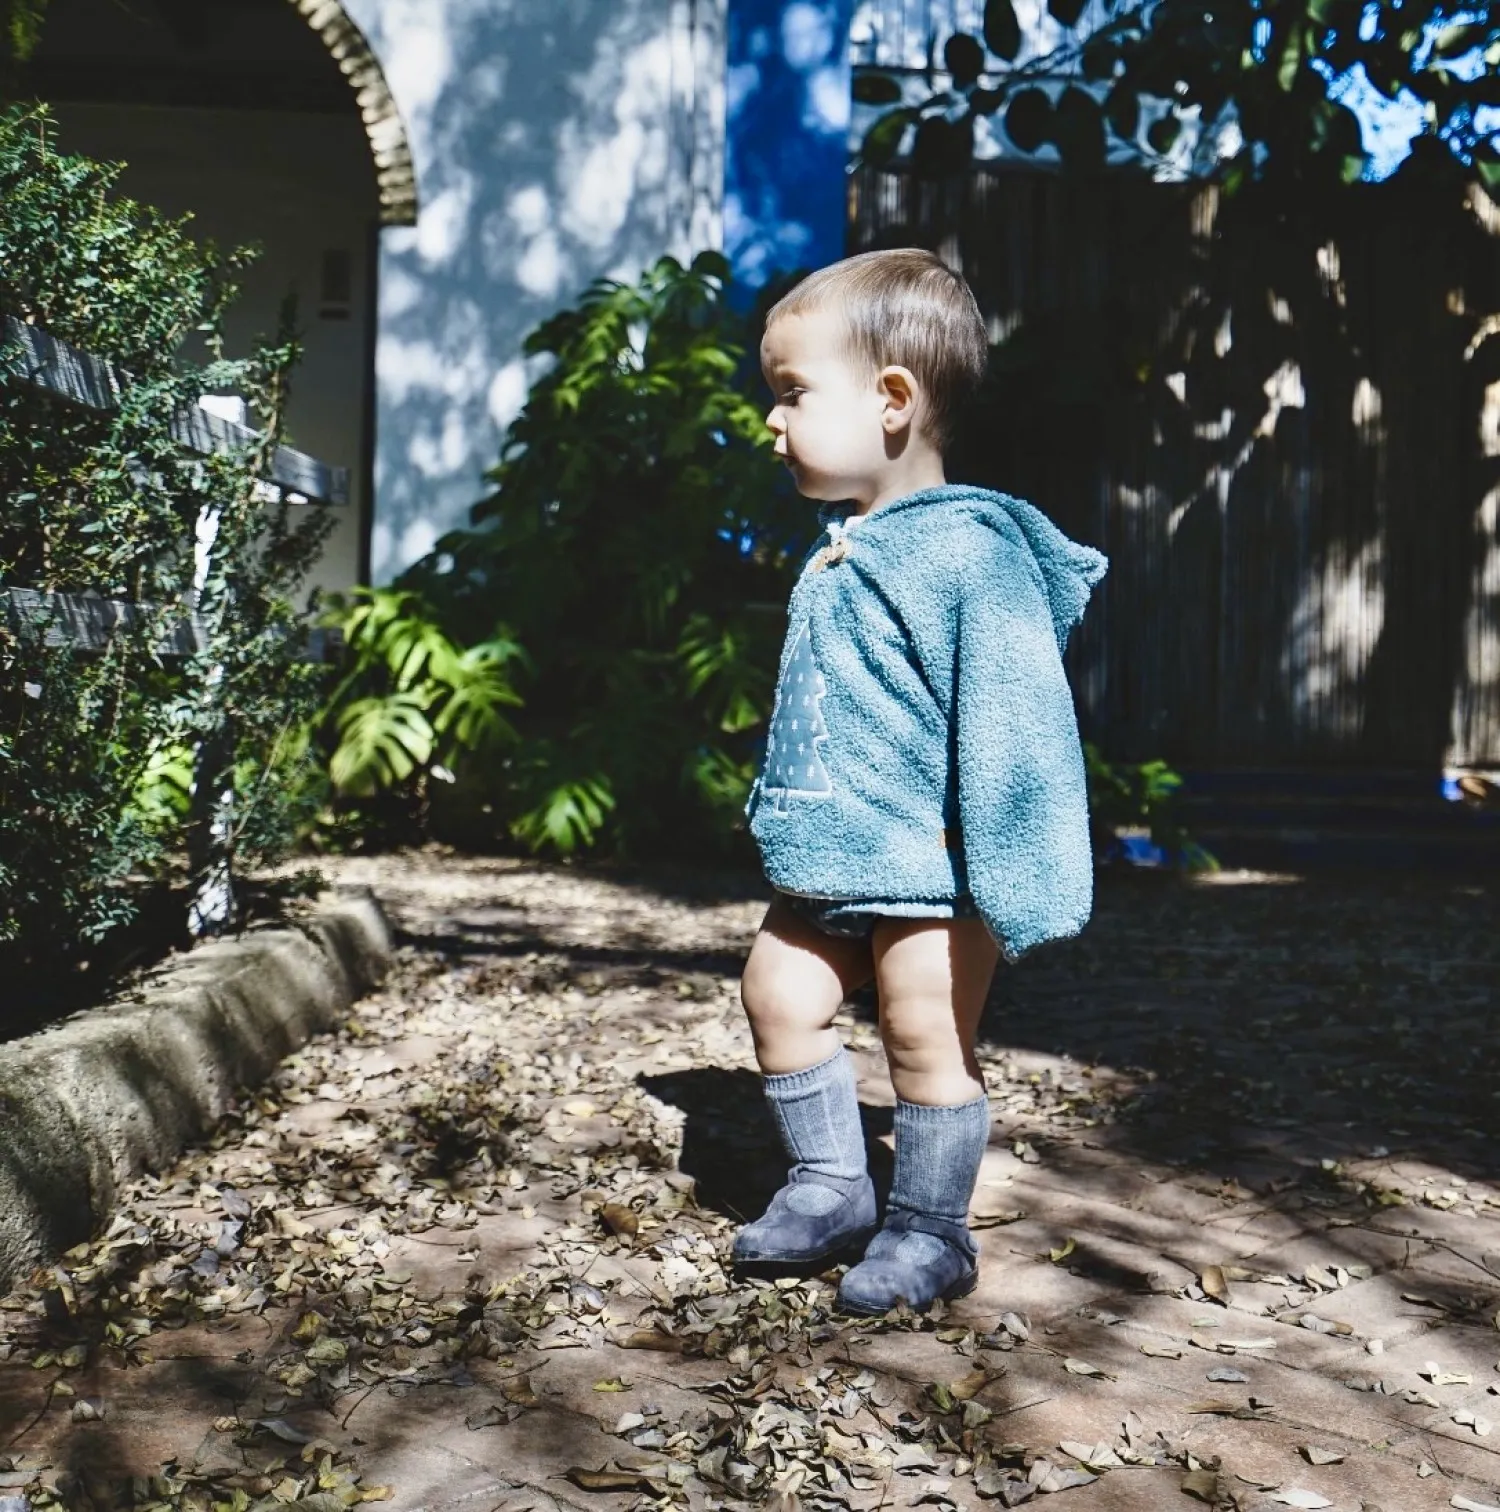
[2,850,1498,1512]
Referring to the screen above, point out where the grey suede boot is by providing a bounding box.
[731,1168,877,1271]
[837,1095,989,1314]
[732,1047,877,1273]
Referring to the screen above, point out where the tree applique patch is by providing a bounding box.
[763,624,832,812]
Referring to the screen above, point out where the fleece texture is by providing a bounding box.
[746,484,1108,962]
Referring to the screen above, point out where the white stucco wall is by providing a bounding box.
[341,0,729,582]
[49,104,379,601]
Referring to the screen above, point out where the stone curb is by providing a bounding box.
[0,887,393,1292]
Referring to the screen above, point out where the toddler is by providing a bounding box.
[734,248,1107,1314]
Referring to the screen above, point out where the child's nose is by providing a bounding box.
[765,407,785,434]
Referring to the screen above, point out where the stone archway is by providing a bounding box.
[287,0,418,227]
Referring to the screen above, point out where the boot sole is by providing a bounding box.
[835,1266,979,1317]
[730,1233,876,1282]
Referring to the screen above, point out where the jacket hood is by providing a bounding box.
[821,484,1109,647]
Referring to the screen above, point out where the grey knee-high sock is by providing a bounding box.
[763,1046,867,1184]
[888,1096,991,1223]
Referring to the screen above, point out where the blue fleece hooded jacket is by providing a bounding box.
[745,483,1108,962]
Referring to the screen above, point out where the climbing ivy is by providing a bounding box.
[0,106,333,968]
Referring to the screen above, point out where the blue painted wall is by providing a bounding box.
[724,0,854,300]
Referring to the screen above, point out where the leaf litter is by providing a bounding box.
[4,855,1488,1508]
[0,911,1158,1512]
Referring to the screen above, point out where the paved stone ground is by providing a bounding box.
[2,850,1498,1512]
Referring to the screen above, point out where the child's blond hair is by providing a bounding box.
[766,248,988,452]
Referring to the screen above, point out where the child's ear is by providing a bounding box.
[878,365,920,434]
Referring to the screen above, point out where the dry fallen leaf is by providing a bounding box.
[1267,1492,1333,1509]
[1181,1468,1222,1501]
[592,1376,632,1392]
[599,1202,639,1238]
[1300,1444,1345,1465]
[501,1373,539,1407]
[949,1367,998,1401]
[464,1404,509,1430]
[970,1207,1026,1229]
[1141,1342,1182,1359]
[1058,1439,1123,1469]
[566,1467,666,1494]
[291,1310,326,1343]
[971,1463,1026,1500]
[1029,1459,1096,1492]
[1049,1237,1077,1264]
[1062,1357,1113,1379]
[1200,1265,1230,1304]
[1297,1314,1351,1335]
[305,1336,347,1365]
[614,1328,683,1352]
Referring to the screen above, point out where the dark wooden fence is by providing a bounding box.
[850,163,1500,772]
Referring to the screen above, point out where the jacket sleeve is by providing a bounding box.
[954,549,1095,961]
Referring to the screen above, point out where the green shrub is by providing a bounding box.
[0,105,332,962]
[1084,742,1215,869]
[399,251,804,859]
[320,586,526,798]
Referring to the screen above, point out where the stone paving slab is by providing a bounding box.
[1,851,1498,1512]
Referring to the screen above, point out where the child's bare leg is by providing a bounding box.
[740,896,874,1074]
[732,898,879,1272]
[875,917,997,1105]
[837,918,999,1314]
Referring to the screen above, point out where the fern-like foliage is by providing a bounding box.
[321,588,526,800]
[398,251,808,859]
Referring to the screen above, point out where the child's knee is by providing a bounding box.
[879,995,959,1065]
[740,956,834,1039]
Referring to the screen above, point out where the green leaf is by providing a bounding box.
[860,106,918,166]
[511,774,616,855]
[1277,25,1304,91]
[852,70,904,106]
[983,0,1021,63]
[331,692,436,796]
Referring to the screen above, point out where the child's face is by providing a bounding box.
[760,307,892,503]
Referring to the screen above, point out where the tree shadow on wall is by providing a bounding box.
[855,154,1500,771]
